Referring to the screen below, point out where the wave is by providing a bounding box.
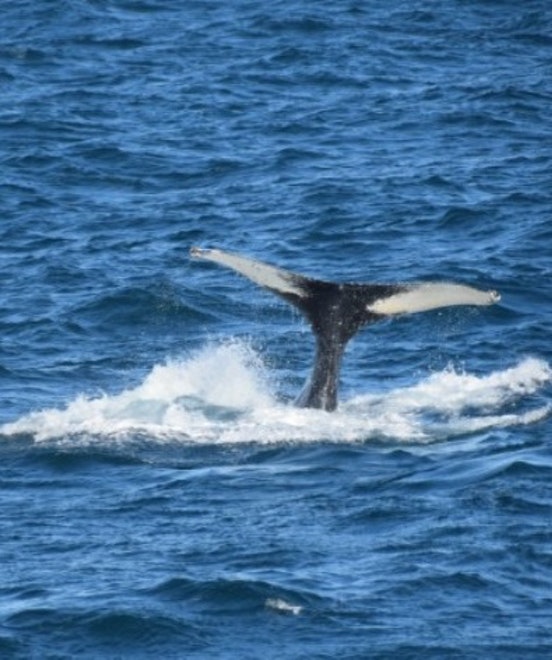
[0,341,549,445]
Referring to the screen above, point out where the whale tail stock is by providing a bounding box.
[190,247,500,412]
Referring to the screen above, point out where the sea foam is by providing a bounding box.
[1,342,549,445]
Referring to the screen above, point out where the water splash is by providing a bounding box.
[1,342,549,445]
[265,598,303,616]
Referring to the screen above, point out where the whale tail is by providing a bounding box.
[190,247,500,411]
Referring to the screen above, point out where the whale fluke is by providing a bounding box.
[190,247,500,411]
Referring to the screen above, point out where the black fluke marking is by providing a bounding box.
[190,247,499,412]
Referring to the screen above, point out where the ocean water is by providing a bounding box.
[1,1,551,657]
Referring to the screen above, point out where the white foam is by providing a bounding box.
[0,341,272,443]
[1,343,549,445]
[265,598,303,615]
[351,357,552,414]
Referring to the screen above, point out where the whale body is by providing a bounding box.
[190,247,500,411]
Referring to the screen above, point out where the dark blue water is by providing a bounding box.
[1,1,551,657]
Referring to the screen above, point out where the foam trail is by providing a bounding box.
[350,357,552,414]
[0,345,549,445]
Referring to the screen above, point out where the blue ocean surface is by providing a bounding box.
[1,1,551,657]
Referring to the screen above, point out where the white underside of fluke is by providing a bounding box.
[190,247,306,297]
[367,282,500,316]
